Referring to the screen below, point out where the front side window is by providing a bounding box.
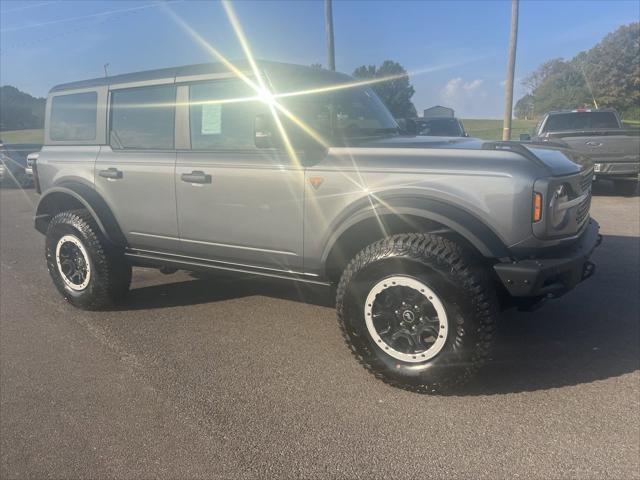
[189,80,258,150]
[50,92,97,141]
[279,85,398,143]
[110,85,176,149]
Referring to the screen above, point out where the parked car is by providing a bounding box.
[415,117,468,137]
[0,140,41,187]
[396,117,468,137]
[33,61,600,392]
[522,109,639,195]
[24,152,39,185]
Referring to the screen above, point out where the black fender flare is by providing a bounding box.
[320,194,510,270]
[35,182,127,246]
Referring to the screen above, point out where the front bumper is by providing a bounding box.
[494,219,601,297]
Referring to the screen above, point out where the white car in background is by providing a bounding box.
[25,152,39,184]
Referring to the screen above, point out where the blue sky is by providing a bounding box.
[1,0,638,118]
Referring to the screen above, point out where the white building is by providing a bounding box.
[423,106,454,118]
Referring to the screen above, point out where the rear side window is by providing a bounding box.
[50,92,97,141]
[189,80,258,150]
[110,85,176,149]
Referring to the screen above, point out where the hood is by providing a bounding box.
[356,135,590,176]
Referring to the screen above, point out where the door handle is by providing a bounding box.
[181,170,212,184]
[99,167,123,180]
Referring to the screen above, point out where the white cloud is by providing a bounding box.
[442,77,484,100]
[438,77,491,117]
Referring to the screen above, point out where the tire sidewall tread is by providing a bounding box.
[45,209,131,310]
[336,233,498,394]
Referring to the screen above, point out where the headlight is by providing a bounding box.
[549,183,570,229]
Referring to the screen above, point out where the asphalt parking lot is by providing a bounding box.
[1,183,638,479]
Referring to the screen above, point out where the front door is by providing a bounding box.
[174,79,304,273]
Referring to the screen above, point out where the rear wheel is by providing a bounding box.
[614,180,638,196]
[336,233,498,393]
[45,209,131,310]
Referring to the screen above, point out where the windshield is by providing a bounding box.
[417,118,464,136]
[544,111,620,132]
[276,83,398,144]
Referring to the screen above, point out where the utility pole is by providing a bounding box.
[502,0,519,141]
[324,0,335,71]
[103,63,110,78]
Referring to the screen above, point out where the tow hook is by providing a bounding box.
[581,261,596,281]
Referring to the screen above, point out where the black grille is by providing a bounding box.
[576,194,591,225]
[575,169,593,225]
[580,168,593,193]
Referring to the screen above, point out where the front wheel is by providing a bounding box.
[336,233,498,393]
[614,180,638,196]
[45,209,131,310]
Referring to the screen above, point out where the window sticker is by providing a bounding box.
[201,104,222,135]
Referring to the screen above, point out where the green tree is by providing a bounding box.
[514,93,535,119]
[516,22,639,120]
[0,85,45,131]
[582,23,640,118]
[353,60,417,118]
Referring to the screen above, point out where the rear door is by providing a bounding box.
[94,83,179,252]
[174,78,304,272]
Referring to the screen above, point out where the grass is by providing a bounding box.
[461,119,538,141]
[0,129,44,144]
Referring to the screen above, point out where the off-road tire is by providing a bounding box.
[45,209,131,310]
[614,180,638,196]
[336,233,498,394]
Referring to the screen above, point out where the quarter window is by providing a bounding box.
[189,80,258,150]
[110,85,176,149]
[50,92,97,141]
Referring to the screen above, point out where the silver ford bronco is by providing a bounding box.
[33,62,601,392]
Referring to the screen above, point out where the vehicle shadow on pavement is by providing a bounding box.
[464,233,639,395]
[115,272,335,311]
[116,233,638,396]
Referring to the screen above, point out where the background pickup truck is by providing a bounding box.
[522,109,640,195]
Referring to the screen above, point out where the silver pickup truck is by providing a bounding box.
[522,109,640,195]
[32,61,601,392]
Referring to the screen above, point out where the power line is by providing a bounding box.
[1,1,181,52]
[1,1,58,14]
[1,1,179,33]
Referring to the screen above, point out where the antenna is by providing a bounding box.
[578,61,599,109]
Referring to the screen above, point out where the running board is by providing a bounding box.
[124,249,331,287]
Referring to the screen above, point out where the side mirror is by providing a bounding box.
[520,133,531,141]
[463,133,470,137]
[255,113,278,148]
